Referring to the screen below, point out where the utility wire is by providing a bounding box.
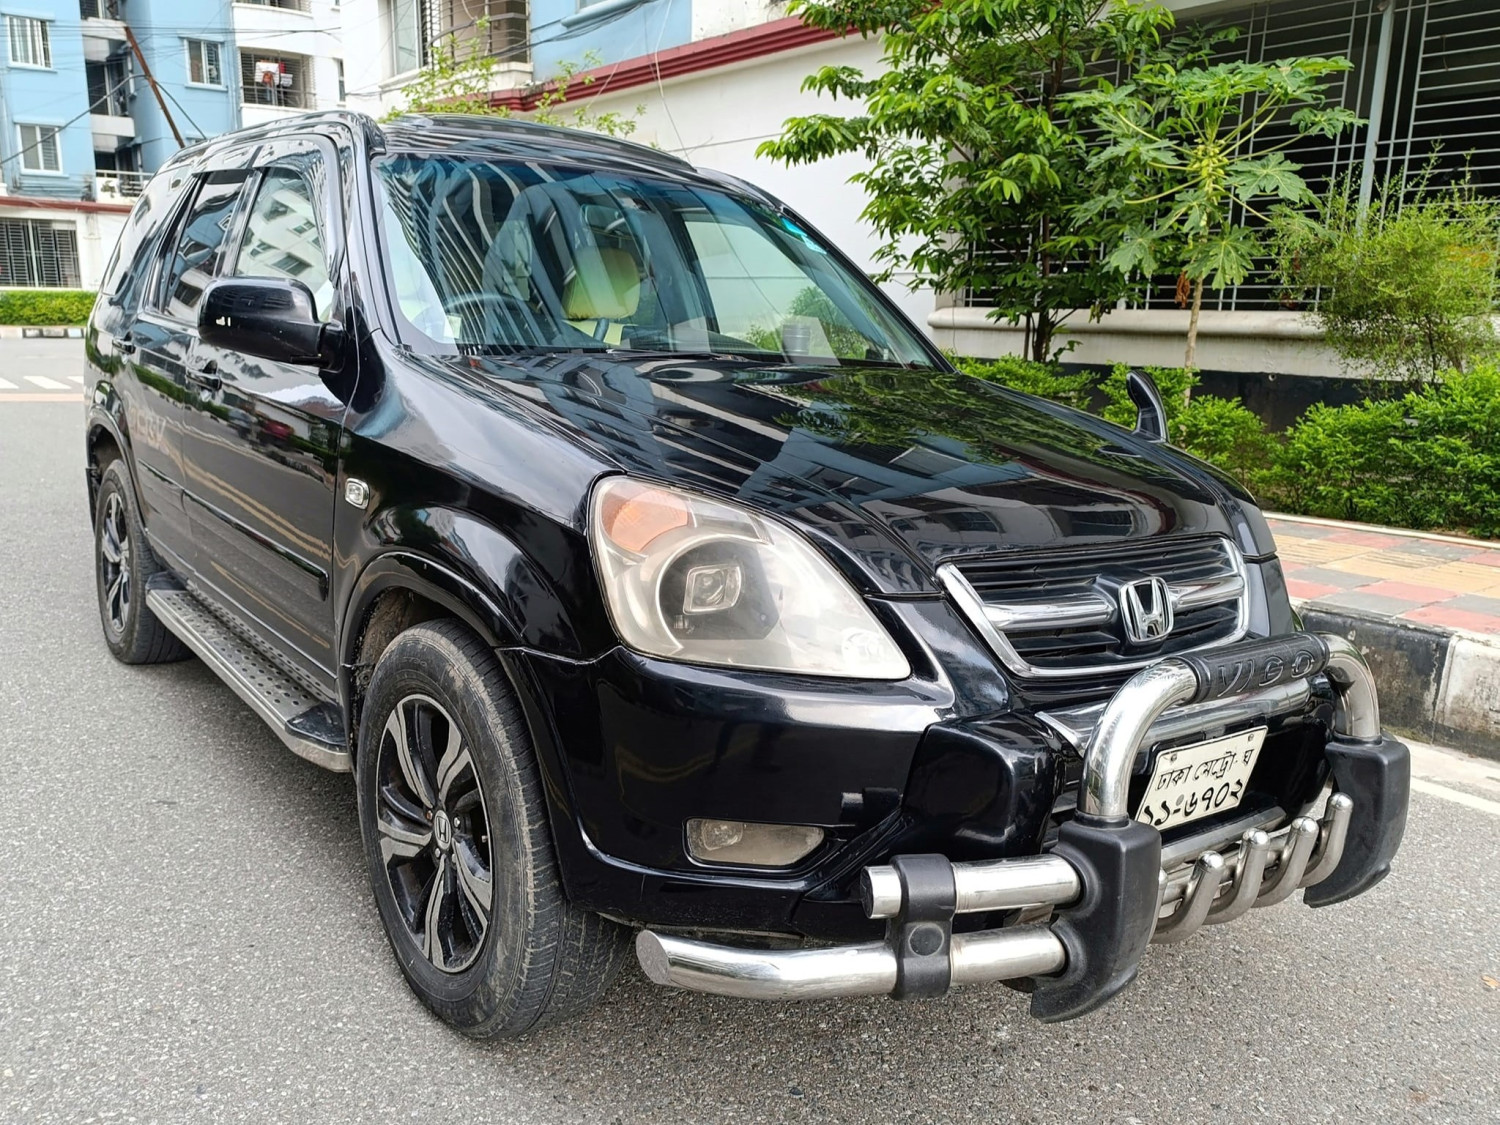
[0,71,135,171]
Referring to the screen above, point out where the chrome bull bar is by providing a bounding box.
[636,633,1406,1019]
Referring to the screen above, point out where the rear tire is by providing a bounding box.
[356,620,628,1037]
[93,459,189,665]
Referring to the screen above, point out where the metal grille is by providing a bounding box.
[240,51,315,110]
[0,219,81,288]
[424,0,529,65]
[941,537,1248,680]
[961,0,1500,313]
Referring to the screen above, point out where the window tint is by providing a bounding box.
[100,168,186,303]
[233,165,332,320]
[159,176,246,322]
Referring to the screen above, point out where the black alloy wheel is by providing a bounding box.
[356,620,628,1036]
[98,491,133,637]
[92,458,188,665]
[374,693,493,974]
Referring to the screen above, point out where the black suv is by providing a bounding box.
[84,112,1410,1036]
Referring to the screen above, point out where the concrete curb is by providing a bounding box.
[1297,604,1500,760]
[0,325,84,339]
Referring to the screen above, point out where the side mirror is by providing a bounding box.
[1126,369,1167,443]
[198,277,343,368]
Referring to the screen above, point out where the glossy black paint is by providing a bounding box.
[87,113,1323,942]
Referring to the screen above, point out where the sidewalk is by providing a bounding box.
[1268,513,1500,758]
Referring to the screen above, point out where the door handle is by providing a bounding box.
[188,358,221,391]
[115,335,136,356]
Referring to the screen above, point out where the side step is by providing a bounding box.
[145,587,351,773]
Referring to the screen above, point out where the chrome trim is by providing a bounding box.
[1301,793,1354,887]
[1038,679,1311,754]
[1204,830,1270,925]
[937,537,1250,681]
[982,591,1113,631]
[636,931,896,1001]
[861,854,1080,920]
[1077,660,1200,819]
[1160,805,1287,870]
[635,925,1066,1001]
[1322,635,1381,741]
[949,927,1067,985]
[1152,851,1225,944]
[1253,817,1320,907]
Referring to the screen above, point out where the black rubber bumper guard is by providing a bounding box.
[634,632,1410,1020]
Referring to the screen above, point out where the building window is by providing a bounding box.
[185,39,223,86]
[240,52,315,109]
[17,124,62,174]
[236,0,313,10]
[0,218,81,287]
[385,0,426,76]
[336,59,345,103]
[6,15,52,68]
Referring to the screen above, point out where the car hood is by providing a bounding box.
[454,353,1248,595]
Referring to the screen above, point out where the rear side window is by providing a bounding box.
[158,175,246,323]
[99,169,188,310]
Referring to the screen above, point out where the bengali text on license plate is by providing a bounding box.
[1135,727,1266,831]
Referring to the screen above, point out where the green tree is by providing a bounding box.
[757,0,1174,364]
[385,29,642,137]
[1071,52,1358,373]
[1274,164,1500,390]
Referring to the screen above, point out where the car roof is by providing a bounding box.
[170,110,700,182]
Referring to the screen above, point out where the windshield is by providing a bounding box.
[372,153,937,367]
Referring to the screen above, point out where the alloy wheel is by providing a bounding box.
[375,694,494,973]
[99,492,132,635]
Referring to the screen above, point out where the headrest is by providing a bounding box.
[563,247,641,320]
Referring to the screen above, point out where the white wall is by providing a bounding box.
[691,0,785,40]
[577,35,932,328]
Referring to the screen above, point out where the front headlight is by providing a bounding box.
[588,477,910,679]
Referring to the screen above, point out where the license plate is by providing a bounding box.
[1135,727,1266,831]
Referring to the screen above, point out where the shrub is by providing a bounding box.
[1275,167,1500,390]
[0,288,96,326]
[1272,364,1500,536]
[960,355,1095,412]
[1172,394,1279,493]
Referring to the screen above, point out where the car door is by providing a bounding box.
[181,136,349,690]
[116,168,248,572]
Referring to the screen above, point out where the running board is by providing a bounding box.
[145,587,351,773]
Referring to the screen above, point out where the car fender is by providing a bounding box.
[85,388,139,517]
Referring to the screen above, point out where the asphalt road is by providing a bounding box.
[3,341,1498,1124]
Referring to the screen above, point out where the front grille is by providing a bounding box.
[938,536,1248,680]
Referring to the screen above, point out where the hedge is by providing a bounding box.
[959,355,1500,540]
[0,289,97,326]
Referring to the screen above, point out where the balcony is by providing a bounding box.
[240,52,316,122]
[80,0,127,63]
[95,170,150,200]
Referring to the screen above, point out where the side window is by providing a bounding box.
[233,164,333,321]
[101,168,185,310]
[159,175,246,322]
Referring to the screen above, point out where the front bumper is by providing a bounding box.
[633,632,1411,1021]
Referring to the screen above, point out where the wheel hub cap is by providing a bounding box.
[373,694,493,974]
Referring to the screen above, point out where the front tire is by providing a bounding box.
[93,459,188,665]
[356,620,628,1037]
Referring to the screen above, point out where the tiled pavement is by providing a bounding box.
[1269,513,1500,757]
[1269,515,1500,634]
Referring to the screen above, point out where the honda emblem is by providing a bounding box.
[1119,576,1174,644]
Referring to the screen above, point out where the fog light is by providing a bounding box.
[685,819,824,867]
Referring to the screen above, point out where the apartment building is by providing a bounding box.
[0,0,345,290]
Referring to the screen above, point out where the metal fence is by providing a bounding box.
[0,219,82,288]
[962,0,1500,314]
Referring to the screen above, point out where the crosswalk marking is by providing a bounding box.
[0,377,16,390]
[25,375,67,390]
[68,375,84,384]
